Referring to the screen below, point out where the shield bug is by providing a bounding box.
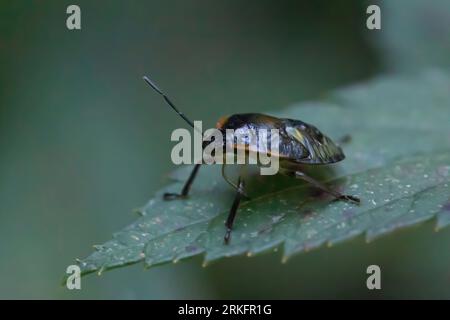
[143,76,360,244]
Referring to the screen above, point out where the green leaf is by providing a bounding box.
[75,70,450,277]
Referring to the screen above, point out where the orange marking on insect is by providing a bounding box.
[216,116,229,129]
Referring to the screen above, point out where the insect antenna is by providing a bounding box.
[143,75,196,129]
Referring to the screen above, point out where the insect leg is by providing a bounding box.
[163,164,201,200]
[337,134,352,145]
[294,171,360,204]
[221,164,250,199]
[224,177,245,244]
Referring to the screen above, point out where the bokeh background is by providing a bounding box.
[1,0,450,299]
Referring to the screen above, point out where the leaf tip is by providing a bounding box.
[133,207,146,216]
[97,266,105,276]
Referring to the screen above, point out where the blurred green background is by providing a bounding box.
[1,0,450,299]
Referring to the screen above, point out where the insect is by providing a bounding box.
[143,76,360,244]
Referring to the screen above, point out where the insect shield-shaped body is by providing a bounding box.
[143,76,360,244]
[214,113,346,168]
